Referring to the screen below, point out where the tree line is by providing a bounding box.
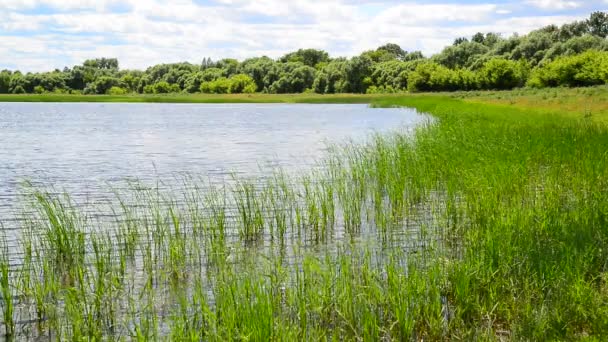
[1,12,607,95]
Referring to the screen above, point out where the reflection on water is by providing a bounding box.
[0,102,423,208]
[0,102,437,340]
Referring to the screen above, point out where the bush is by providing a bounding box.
[228,74,256,94]
[83,77,122,95]
[528,50,608,88]
[107,86,127,95]
[11,85,25,94]
[143,85,154,94]
[152,81,172,94]
[478,58,528,90]
[200,77,231,94]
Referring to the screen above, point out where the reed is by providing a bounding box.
[1,92,607,339]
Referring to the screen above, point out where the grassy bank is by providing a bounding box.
[0,93,399,104]
[1,93,607,340]
[2,87,608,122]
[458,86,608,123]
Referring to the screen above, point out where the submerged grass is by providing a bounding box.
[1,91,607,340]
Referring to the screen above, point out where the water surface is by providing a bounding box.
[0,102,424,206]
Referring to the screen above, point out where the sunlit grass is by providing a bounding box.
[0,92,400,104]
[1,91,607,340]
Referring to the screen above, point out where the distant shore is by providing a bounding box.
[0,93,401,104]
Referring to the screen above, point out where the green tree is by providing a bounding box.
[528,50,608,87]
[216,59,240,77]
[345,56,373,93]
[9,73,29,94]
[107,86,127,95]
[587,11,608,38]
[228,74,257,93]
[200,77,232,94]
[433,42,489,69]
[83,58,119,70]
[151,81,179,94]
[83,76,122,94]
[478,58,527,89]
[0,71,11,93]
[454,37,468,46]
[239,57,277,92]
[280,49,330,68]
[371,60,415,91]
[313,59,349,94]
[376,43,407,60]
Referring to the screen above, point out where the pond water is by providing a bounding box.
[0,103,424,209]
[0,103,435,339]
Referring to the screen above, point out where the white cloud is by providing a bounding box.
[0,0,605,72]
[526,0,582,10]
[1,0,127,11]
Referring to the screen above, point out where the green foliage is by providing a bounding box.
[432,41,489,69]
[4,93,608,340]
[239,57,276,92]
[313,59,349,94]
[528,50,608,88]
[228,74,257,93]
[269,65,316,93]
[478,58,528,89]
[198,74,257,94]
[543,34,608,63]
[587,11,608,38]
[119,72,142,92]
[148,81,180,94]
[0,71,10,93]
[83,58,118,70]
[83,76,122,94]
[200,77,231,94]
[371,60,420,91]
[453,37,469,46]
[407,62,478,92]
[280,49,330,67]
[2,11,608,95]
[107,86,128,95]
[216,58,239,77]
[9,73,29,93]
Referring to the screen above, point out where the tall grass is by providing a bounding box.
[1,93,607,340]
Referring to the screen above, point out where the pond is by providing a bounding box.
[0,102,437,339]
[0,102,424,208]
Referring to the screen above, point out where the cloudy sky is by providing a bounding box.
[1,0,607,72]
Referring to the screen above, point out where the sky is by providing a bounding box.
[0,0,607,72]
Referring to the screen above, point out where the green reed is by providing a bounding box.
[1,92,607,340]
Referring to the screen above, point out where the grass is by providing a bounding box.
[452,85,608,123]
[0,92,401,104]
[1,88,608,340]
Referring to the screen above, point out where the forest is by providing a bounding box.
[1,11,607,95]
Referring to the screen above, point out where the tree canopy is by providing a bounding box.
[3,12,607,95]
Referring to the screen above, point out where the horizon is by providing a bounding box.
[1,0,607,72]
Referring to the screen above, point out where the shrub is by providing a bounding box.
[478,58,528,90]
[528,50,608,87]
[107,86,127,95]
[228,74,256,94]
[152,81,171,94]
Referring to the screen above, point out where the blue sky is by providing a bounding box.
[0,0,606,71]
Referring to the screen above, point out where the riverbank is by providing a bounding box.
[2,87,607,122]
[0,93,397,104]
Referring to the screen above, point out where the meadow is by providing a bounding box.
[1,88,607,340]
